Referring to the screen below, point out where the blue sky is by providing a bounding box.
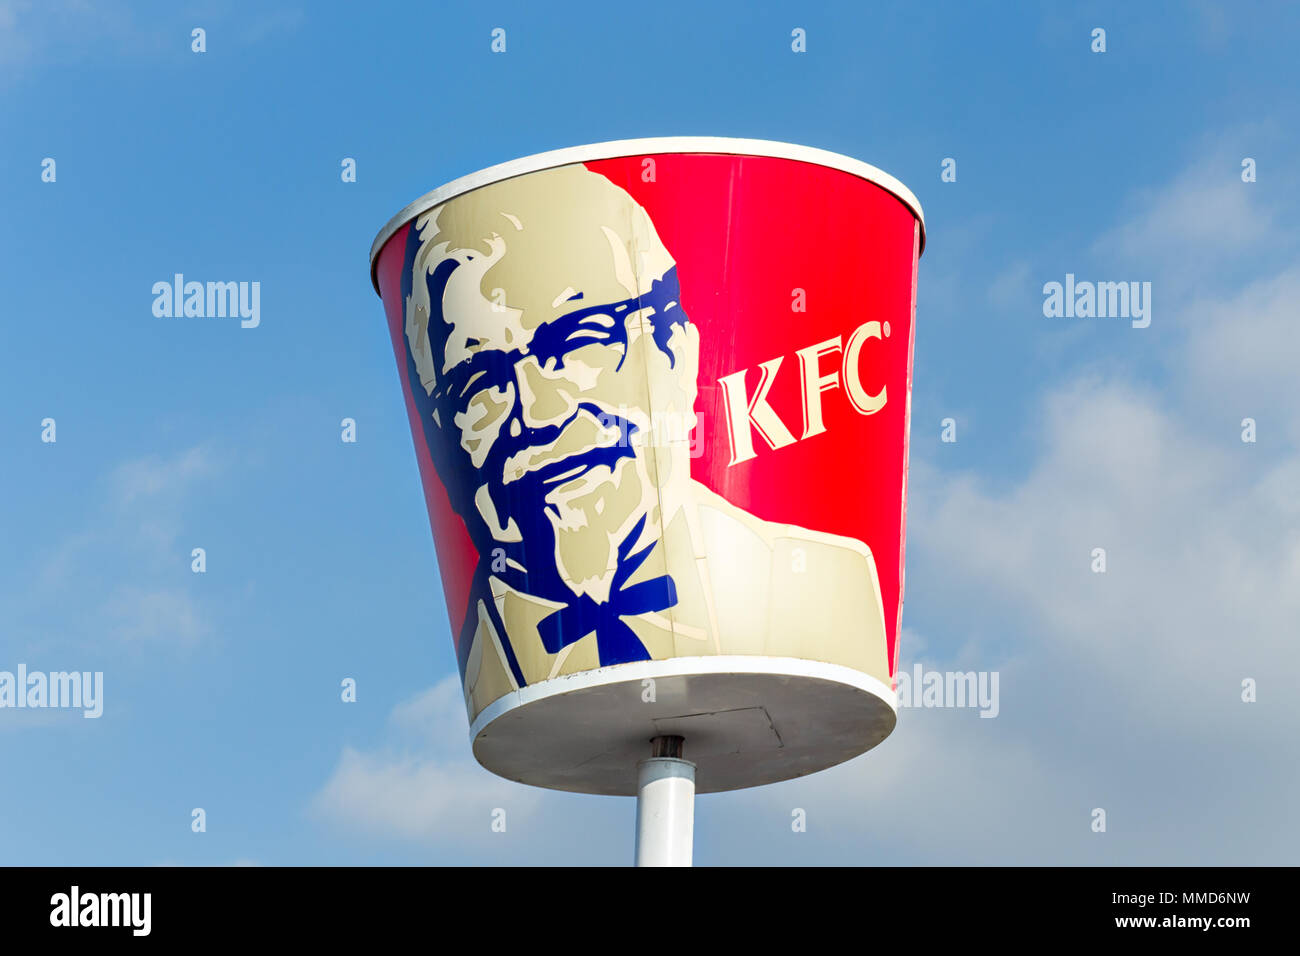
[2,0,1298,865]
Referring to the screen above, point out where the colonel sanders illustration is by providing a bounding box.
[401,164,890,720]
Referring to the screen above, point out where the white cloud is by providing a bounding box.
[11,445,221,652]
[0,1,35,68]
[988,259,1032,310]
[0,2,303,85]
[911,377,1299,712]
[310,677,547,851]
[312,747,531,844]
[240,8,306,45]
[388,677,463,735]
[111,445,216,505]
[1095,154,1272,266]
[0,1,160,84]
[1179,267,1300,442]
[103,587,208,646]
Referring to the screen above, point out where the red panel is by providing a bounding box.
[376,225,478,654]
[584,154,917,677]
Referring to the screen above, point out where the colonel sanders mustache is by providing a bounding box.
[482,400,641,522]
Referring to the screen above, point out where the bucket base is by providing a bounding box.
[469,657,896,796]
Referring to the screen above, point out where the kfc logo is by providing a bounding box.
[718,321,890,466]
[396,161,894,720]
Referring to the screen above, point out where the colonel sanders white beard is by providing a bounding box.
[481,391,694,606]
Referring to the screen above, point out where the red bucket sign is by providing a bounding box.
[371,138,923,793]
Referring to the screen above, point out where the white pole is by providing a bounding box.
[634,737,695,867]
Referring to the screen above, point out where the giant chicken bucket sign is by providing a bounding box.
[370,137,924,796]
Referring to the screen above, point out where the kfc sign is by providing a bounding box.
[718,320,890,466]
[372,140,923,734]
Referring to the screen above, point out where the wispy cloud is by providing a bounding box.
[0,0,163,83]
[1090,128,1295,301]
[14,444,224,652]
[0,1,304,84]
[1179,266,1300,442]
[111,445,216,506]
[988,258,1032,310]
[310,676,549,851]
[103,586,208,646]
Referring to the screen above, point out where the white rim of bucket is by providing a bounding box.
[368,136,926,293]
[467,654,898,744]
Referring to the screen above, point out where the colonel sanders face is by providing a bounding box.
[403,165,701,603]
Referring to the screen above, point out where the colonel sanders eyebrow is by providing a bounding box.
[444,269,689,395]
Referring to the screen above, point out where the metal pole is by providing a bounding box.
[634,735,695,867]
